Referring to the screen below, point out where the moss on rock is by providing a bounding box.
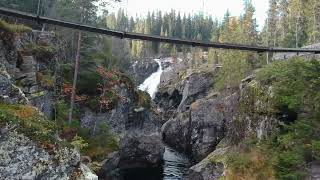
[0,103,58,148]
[0,19,32,33]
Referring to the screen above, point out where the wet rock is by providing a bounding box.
[188,162,223,180]
[189,99,226,161]
[119,133,164,169]
[128,59,159,85]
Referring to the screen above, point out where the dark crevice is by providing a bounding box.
[277,106,298,124]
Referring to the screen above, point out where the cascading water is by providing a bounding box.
[138,59,163,99]
[138,58,190,180]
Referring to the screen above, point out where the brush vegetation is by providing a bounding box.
[221,57,320,180]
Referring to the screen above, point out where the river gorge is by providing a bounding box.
[137,58,191,180]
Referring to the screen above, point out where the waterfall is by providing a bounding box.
[138,59,162,98]
[138,58,190,180]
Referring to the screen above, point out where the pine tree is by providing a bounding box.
[68,0,99,125]
[307,0,320,43]
[267,0,279,47]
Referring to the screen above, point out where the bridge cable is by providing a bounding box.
[0,7,320,54]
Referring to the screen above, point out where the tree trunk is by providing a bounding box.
[295,12,300,48]
[68,31,82,125]
[92,79,106,136]
[41,24,46,31]
[313,4,317,44]
[295,19,299,48]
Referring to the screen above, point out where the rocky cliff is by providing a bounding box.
[0,23,98,179]
[156,57,320,179]
[155,64,278,179]
[0,26,65,118]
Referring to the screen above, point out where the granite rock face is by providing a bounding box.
[0,126,97,180]
[0,30,65,118]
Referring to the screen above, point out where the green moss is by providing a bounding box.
[90,161,103,173]
[117,71,135,90]
[24,43,56,61]
[30,91,46,98]
[71,135,88,151]
[0,19,32,33]
[91,90,119,112]
[0,103,57,146]
[42,74,55,88]
[208,147,229,163]
[87,97,100,111]
[59,63,74,83]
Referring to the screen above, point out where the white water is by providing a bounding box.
[138,59,163,99]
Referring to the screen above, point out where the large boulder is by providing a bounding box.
[119,133,164,169]
[161,95,230,161]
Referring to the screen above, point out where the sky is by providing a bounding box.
[110,0,269,31]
